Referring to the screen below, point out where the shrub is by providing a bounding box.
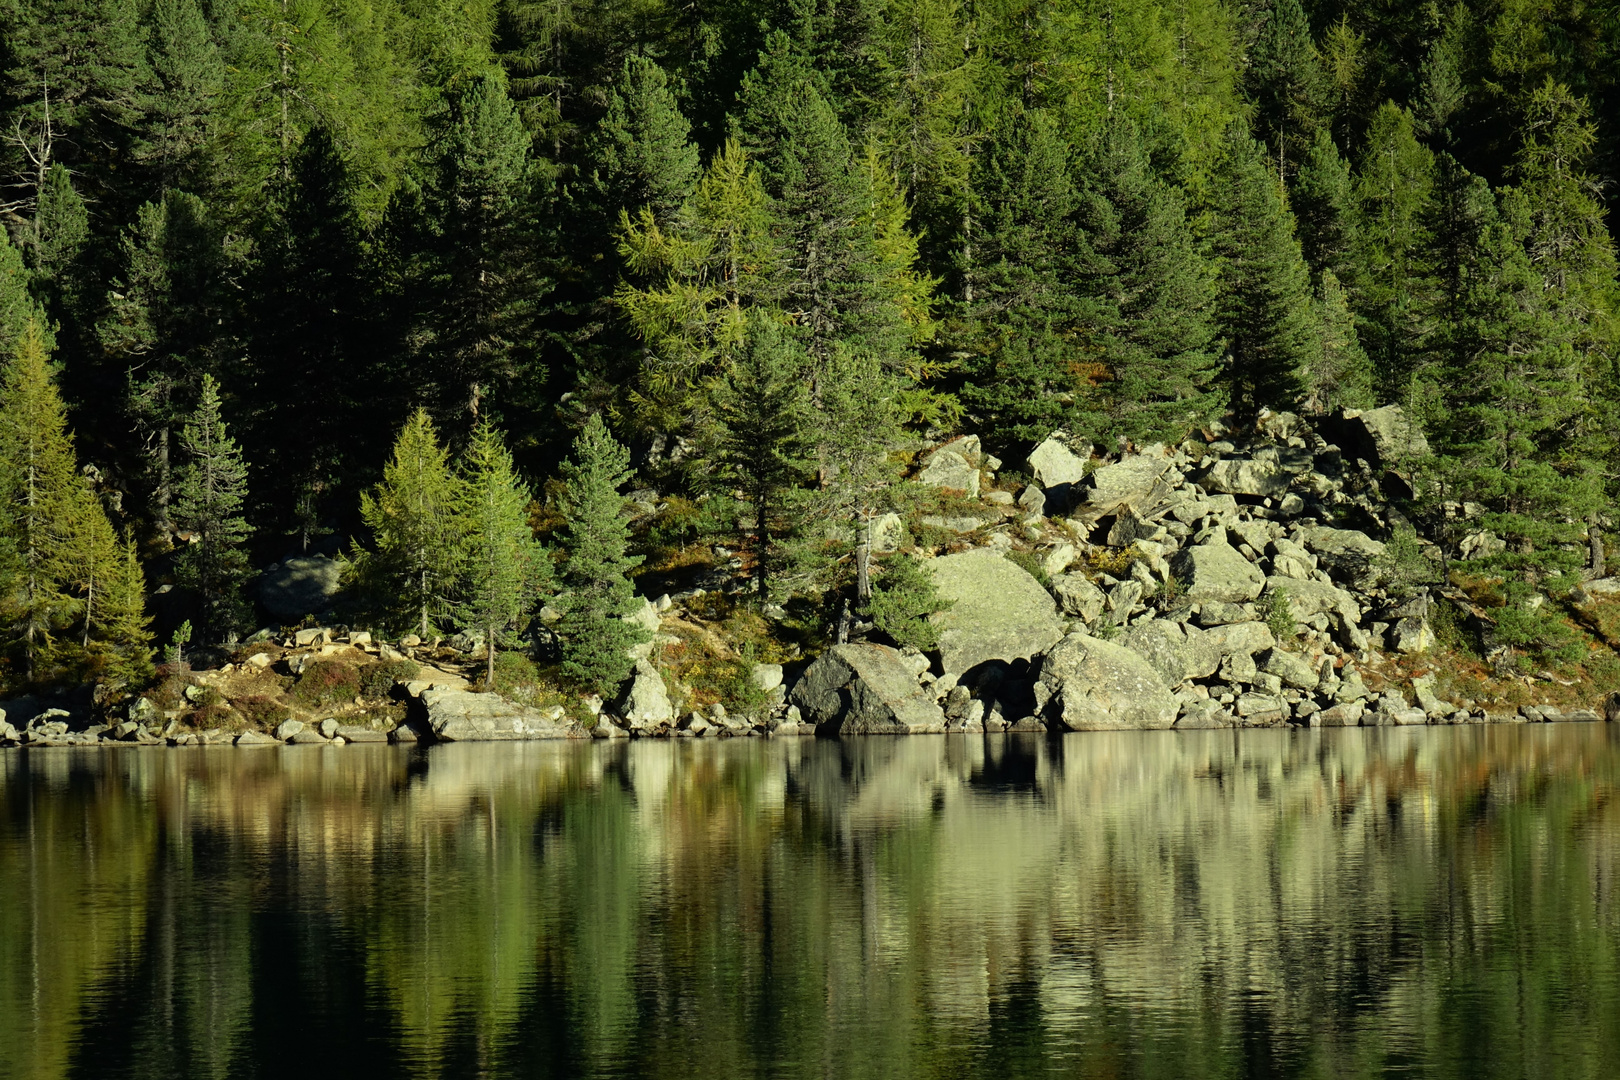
[190,703,234,729]
[1007,549,1051,591]
[234,695,290,728]
[864,554,952,651]
[291,660,361,707]
[359,659,420,698]
[1258,587,1296,642]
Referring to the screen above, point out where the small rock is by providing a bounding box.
[750,664,784,693]
[275,719,306,741]
[918,447,981,498]
[401,634,423,647]
[294,627,328,647]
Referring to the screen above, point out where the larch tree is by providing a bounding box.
[555,414,647,692]
[454,421,546,685]
[362,409,467,639]
[172,374,251,643]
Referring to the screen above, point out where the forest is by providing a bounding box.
[0,0,1617,698]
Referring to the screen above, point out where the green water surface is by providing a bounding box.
[2,726,1618,1079]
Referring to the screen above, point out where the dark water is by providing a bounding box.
[3,728,1620,1079]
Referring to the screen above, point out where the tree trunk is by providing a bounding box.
[486,623,496,685]
[855,515,872,602]
[1590,521,1606,580]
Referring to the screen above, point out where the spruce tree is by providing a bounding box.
[172,374,251,643]
[61,486,152,683]
[454,421,546,686]
[363,409,467,639]
[1074,120,1223,443]
[1351,102,1436,395]
[1212,130,1319,417]
[1292,129,1358,285]
[556,414,647,692]
[586,56,701,227]
[0,229,49,359]
[1305,271,1374,413]
[1247,0,1326,175]
[707,319,812,600]
[864,553,949,651]
[818,347,904,604]
[131,0,224,197]
[91,535,155,686]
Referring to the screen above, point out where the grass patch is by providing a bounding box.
[233,695,290,728]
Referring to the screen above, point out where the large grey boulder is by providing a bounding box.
[1262,576,1360,625]
[1201,621,1276,658]
[423,689,589,740]
[918,448,980,498]
[1073,452,1173,520]
[1026,435,1089,488]
[260,555,343,620]
[1198,457,1291,498]
[1037,633,1180,731]
[1332,405,1430,470]
[1259,648,1319,690]
[1171,539,1265,602]
[618,660,675,732]
[926,549,1064,677]
[1121,619,1221,686]
[789,644,947,735]
[1303,527,1386,586]
[1051,573,1106,623]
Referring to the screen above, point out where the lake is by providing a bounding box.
[3,727,1619,1079]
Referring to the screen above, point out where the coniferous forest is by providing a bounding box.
[1,0,1619,705]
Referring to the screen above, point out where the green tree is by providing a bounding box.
[1246,0,1325,175]
[555,414,647,692]
[362,409,467,639]
[131,0,224,197]
[706,318,812,600]
[864,552,948,650]
[90,535,155,686]
[1292,128,1358,286]
[586,55,701,227]
[1073,120,1223,443]
[1305,270,1373,413]
[172,374,251,642]
[1212,130,1319,417]
[1351,102,1435,395]
[0,320,83,682]
[0,230,48,359]
[454,421,546,686]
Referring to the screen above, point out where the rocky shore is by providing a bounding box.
[5,407,1620,749]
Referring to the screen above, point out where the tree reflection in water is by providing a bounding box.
[2,726,1618,1079]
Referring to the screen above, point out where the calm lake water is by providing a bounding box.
[3,727,1619,1079]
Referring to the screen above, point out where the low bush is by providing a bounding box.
[359,659,420,698]
[234,695,290,727]
[291,660,360,707]
[190,703,234,729]
[1258,587,1296,642]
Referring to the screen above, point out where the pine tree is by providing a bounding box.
[90,535,154,686]
[817,347,904,604]
[1247,0,1325,175]
[1073,120,1223,443]
[0,319,83,682]
[28,163,89,311]
[1305,270,1374,412]
[958,107,1083,442]
[1212,130,1319,416]
[586,56,701,227]
[454,421,546,686]
[362,409,466,639]
[97,191,231,537]
[131,0,224,197]
[172,374,251,643]
[1414,4,1471,148]
[60,485,152,683]
[706,318,812,600]
[863,552,949,651]
[556,414,646,692]
[413,74,537,420]
[0,229,49,359]
[1351,102,1436,395]
[1292,128,1357,285]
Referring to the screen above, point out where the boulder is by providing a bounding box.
[1258,648,1319,690]
[918,448,981,498]
[926,549,1064,678]
[1198,457,1291,498]
[1171,539,1265,602]
[617,660,675,732]
[1074,453,1173,520]
[1195,602,1253,627]
[1235,693,1288,726]
[275,719,305,741]
[260,556,343,620]
[1329,405,1430,471]
[235,730,279,746]
[1121,620,1221,686]
[1303,527,1386,586]
[1606,692,1620,722]
[423,689,591,740]
[287,728,330,745]
[1037,633,1180,731]
[1262,576,1360,626]
[1201,621,1276,658]
[1176,700,1231,728]
[1041,542,1077,577]
[1393,616,1435,654]
[750,664,785,693]
[1026,435,1089,488]
[1051,573,1106,623]
[789,644,947,735]
[336,725,389,743]
[1317,701,1365,727]
[870,512,906,554]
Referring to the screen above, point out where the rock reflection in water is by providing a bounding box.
[2,726,1618,1079]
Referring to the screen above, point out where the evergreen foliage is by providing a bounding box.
[864,553,950,651]
[361,410,466,638]
[556,414,647,692]
[454,421,547,685]
[172,374,250,643]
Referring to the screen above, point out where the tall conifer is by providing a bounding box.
[454,421,545,685]
[172,374,251,642]
[363,409,466,639]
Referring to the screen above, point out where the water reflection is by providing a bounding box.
[3,727,1619,1079]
